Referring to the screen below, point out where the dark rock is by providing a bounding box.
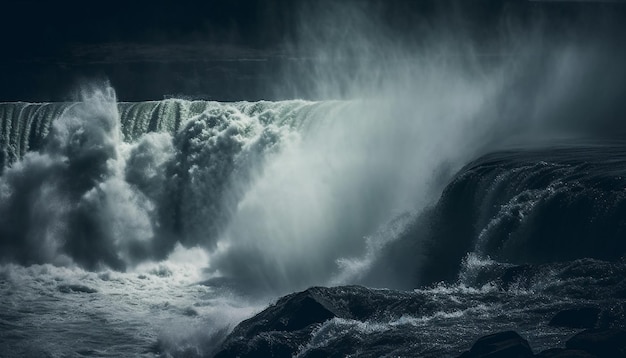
[213,285,427,357]
[214,331,307,358]
[536,348,598,357]
[299,328,414,358]
[248,289,338,334]
[458,330,533,358]
[566,328,626,357]
[549,307,601,329]
[214,287,342,358]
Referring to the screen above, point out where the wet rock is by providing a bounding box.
[458,330,533,358]
[248,290,338,333]
[214,287,341,358]
[566,328,626,358]
[213,285,425,358]
[549,307,601,329]
[536,348,597,357]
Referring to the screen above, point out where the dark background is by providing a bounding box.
[1,0,625,101]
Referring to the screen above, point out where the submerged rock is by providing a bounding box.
[457,330,533,358]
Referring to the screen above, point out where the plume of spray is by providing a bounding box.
[1,1,625,300]
[0,85,174,269]
[205,2,511,295]
[205,1,626,295]
[0,88,320,273]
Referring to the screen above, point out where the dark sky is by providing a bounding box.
[1,0,625,101]
[2,1,295,54]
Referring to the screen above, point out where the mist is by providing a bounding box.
[0,2,625,299]
[204,2,626,295]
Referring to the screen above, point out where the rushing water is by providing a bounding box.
[2,5,626,354]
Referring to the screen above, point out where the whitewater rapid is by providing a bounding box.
[0,246,262,357]
[0,88,506,356]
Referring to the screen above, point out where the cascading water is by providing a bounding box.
[2,2,626,356]
[2,43,625,285]
[0,63,509,294]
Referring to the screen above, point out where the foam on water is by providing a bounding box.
[0,244,262,357]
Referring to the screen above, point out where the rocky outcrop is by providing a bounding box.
[212,277,626,358]
[458,330,533,358]
[214,289,340,358]
[213,286,415,358]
